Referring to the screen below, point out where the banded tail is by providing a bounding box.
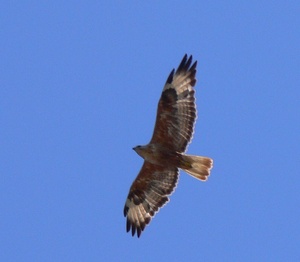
[180,154,213,181]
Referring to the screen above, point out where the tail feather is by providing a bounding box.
[180,154,213,181]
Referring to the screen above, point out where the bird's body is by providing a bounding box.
[133,145,181,167]
[124,55,213,237]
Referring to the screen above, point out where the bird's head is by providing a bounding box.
[133,145,148,158]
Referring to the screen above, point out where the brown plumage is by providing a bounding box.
[123,54,213,237]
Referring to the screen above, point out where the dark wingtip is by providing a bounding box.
[126,218,131,233]
[137,227,142,238]
[165,54,197,85]
[185,55,193,69]
[176,54,196,74]
[125,217,145,238]
[166,69,175,84]
[131,224,136,236]
[191,60,197,70]
[177,54,188,72]
[123,205,129,217]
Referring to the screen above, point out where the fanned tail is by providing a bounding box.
[180,154,213,181]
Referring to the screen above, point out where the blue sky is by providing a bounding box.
[1,1,299,261]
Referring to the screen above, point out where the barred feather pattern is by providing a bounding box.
[150,54,197,153]
[124,163,178,238]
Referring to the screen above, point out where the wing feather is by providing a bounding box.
[150,54,197,152]
[123,162,179,237]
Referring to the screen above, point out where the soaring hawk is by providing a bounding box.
[123,54,213,237]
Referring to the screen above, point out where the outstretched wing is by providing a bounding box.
[150,54,197,153]
[123,162,179,238]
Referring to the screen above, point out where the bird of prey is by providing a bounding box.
[123,54,213,238]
